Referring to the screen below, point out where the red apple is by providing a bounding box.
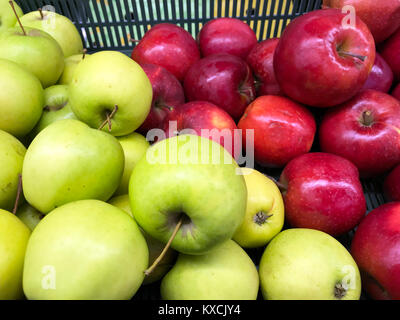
[351,202,400,300]
[323,0,400,44]
[279,152,366,236]
[361,53,393,93]
[393,83,400,100]
[198,18,257,59]
[384,164,400,202]
[137,63,185,134]
[183,53,256,120]
[131,23,200,81]
[237,95,316,167]
[319,89,400,178]
[380,28,400,82]
[274,8,375,107]
[246,38,283,96]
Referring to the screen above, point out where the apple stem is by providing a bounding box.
[38,8,44,19]
[82,49,87,60]
[129,38,140,43]
[264,174,287,192]
[361,110,374,126]
[144,218,183,276]
[12,174,22,215]
[338,51,367,62]
[9,1,26,36]
[98,105,118,132]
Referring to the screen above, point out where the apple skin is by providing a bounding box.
[0,209,30,300]
[233,168,284,248]
[0,0,23,31]
[0,58,44,137]
[238,95,316,168]
[198,17,257,59]
[279,152,366,236]
[22,119,125,214]
[380,27,400,83]
[393,83,400,100]
[319,89,400,177]
[58,53,90,85]
[361,53,393,93]
[129,134,247,255]
[384,165,400,202]
[351,202,400,300]
[184,53,256,120]
[15,203,44,231]
[274,8,375,107]
[131,23,200,81]
[69,51,153,136]
[246,38,283,96]
[137,63,185,134]
[22,200,149,300]
[161,240,259,300]
[259,228,361,300]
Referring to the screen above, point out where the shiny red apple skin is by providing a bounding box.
[246,38,283,96]
[183,53,256,120]
[137,63,185,134]
[198,17,257,59]
[361,53,393,93]
[131,23,200,81]
[380,28,400,83]
[279,152,366,236]
[237,95,316,168]
[384,165,400,202]
[323,0,400,44]
[274,8,375,107]
[393,83,400,100]
[351,202,400,300]
[319,89,400,178]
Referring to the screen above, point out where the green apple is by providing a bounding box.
[114,132,149,196]
[0,58,44,137]
[23,199,148,300]
[0,129,26,211]
[0,209,30,299]
[16,203,44,231]
[259,228,362,300]
[22,119,124,214]
[19,10,83,57]
[58,53,90,85]
[69,51,152,136]
[0,26,64,88]
[109,194,176,285]
[0,0,22,31]
[130,134,247,255]
[161,240,259,300]
[233,167,284,248]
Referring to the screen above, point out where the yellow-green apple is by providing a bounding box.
[361,53,393,92]
[22,119,124,214]
[0,58,43,137]
[384,164,400,201]
[69,51,152,136]
[380,27,400,82]
[259,228,361,300]
[129,134,247,255]
[16,203,44,231]
[233,168,284,248]
[0,0,22,31]
[0,209,30,299]
[161,240,259,300]
[23,199,148,300]
[57,53,90,85]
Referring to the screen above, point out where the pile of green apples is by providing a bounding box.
[0,1,362,300]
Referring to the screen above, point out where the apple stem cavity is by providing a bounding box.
[12,174,22,214]
[361,110,374,126]
[9,1,26,36]
[253,211,273,225]
[98,105,118,132]
[338,51,367,62]
[334,283,347,299]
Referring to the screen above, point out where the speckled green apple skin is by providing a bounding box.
[16,203,44,231]
[58,53,90,85]
[23,200,148,300]
[129,134,247,255]
[0,209,30,300]
[22,119,124,213]
[161,240,259,300]
[0,0,23,32]
[259,228,362,300]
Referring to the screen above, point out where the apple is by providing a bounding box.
[161,240,259,300]
[15,203,44,231]
[279,152,366,236]
[323,0,400,43]
[23,199,148,300]
[233,167,284,248]
[131,23,200,81]
[351,202,400,300]
[274,8,375,107]
[19,10,83,57]
[114,132,149,196]
[58,53,90,85]
[380,27,400,82]
[383,164,400,201]
[319,89,400,177]
[259,228,361,300]
[393,83,400,100]
[238,95,316,167]
[69,51,153,136]
[197,17,257,59]
[0,26,64,88]
[129,134,247,255]
[246,38,283,96]
[22,119,124,214]
[361,53,393,92]
[184,53,256,120]
[0,58,44,137]
[0,0,23,31]
[137,63,185,134]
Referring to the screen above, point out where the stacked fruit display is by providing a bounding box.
[1,0,400,300]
